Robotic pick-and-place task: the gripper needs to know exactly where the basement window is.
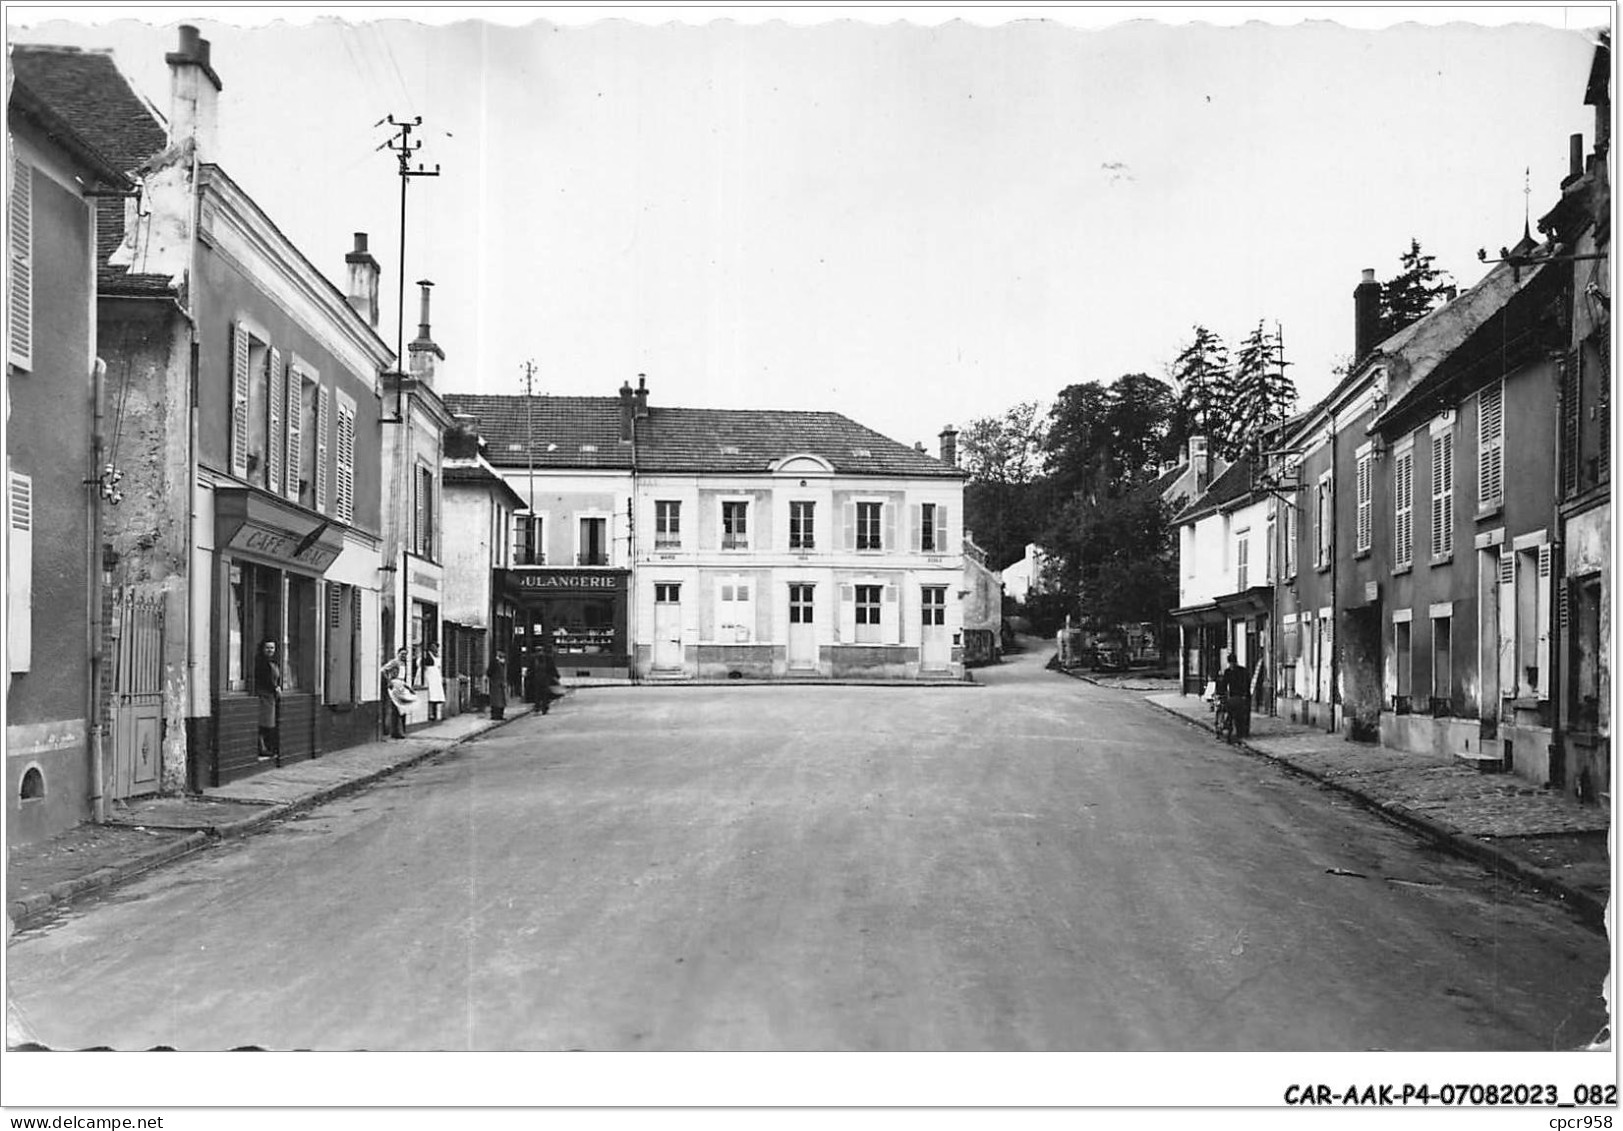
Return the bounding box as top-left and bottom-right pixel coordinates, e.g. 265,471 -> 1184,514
19,766 -> 43,801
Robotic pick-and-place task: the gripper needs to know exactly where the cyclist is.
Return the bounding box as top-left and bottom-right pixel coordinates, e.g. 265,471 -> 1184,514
1217,652 -> 1251,741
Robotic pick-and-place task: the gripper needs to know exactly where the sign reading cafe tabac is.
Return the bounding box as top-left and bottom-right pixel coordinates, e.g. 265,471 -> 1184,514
227,520 -> 340,571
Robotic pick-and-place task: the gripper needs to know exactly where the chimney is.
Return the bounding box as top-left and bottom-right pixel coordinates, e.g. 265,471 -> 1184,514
345,233 -> 381,329
939,425 -> 958,467
1569,133 -> 1586,183
406,280 -> 445,388
1188,434 -> 1212,494
634,373 -> 649,420
618,380 -> 634,443
445,413 -> 481,460
914,441 -> 926,452
165,24 -> 222,159
1354,267 -> 1382,364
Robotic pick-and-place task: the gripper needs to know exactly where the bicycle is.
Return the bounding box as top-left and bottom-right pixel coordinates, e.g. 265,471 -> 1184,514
1213,696 -> 1237,743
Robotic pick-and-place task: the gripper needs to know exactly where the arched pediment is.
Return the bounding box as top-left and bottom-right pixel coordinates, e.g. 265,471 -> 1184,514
769,452 -> 835,475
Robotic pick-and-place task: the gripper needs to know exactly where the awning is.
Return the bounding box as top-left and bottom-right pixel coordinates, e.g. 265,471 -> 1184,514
1170,602 -> 1226,627
215,488 -> 346,574
1214,585 -> 1273,620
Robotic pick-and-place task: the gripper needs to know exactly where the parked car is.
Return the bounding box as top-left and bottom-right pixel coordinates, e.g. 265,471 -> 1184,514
1093,647 -> 1128,673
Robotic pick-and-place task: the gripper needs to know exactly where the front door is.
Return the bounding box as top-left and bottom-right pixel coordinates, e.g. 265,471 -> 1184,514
921,585 -> 949,670
653,583 -> 683,669
787,583 -> 817,669
111,585 -> 164,799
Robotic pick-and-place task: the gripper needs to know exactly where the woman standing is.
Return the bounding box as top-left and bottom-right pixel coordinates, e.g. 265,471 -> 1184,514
255,639 -> 282,765
487,651 -> 507,721
423,644 -> 446,722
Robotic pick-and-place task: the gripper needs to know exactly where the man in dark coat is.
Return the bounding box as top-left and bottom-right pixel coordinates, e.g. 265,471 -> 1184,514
1219,652 -> 1251,739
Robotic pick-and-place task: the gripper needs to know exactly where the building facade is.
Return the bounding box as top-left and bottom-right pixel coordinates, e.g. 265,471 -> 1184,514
5,55 -> 136,844
445,380 -> 968,684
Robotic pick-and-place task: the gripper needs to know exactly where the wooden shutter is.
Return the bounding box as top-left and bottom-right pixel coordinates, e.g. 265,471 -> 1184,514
8,471 -> 32,672
882,503 -> 895,552
285,366 -> 303,502
414,465 -> 427,556
335,393 -> 356,523
1393,451 -> 1412,568
1431,430 -> 1453,557
843,501 -> 856,551
1535,544 -> 1552,700
1498,546 -> 1516,698
266,348 -> 284,495
1561,352 -> 1581,496
1478,383 -> 1504,508
1355,452 -> 1372,552
314,383 -> 330,512
910,504 -> 922,552
883,583 -> 899,644
937,504 -> 949,551
230,325 -> 250,478
838,583 -> 856,642
8,157 -> 32,370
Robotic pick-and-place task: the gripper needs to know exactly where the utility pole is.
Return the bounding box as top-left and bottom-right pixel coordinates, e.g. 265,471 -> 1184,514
521,359 -> 538,516
375,114 -> 440,417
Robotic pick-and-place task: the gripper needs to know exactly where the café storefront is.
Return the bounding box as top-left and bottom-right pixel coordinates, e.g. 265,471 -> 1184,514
209,488 -> 347,785
496,567 -> 630,693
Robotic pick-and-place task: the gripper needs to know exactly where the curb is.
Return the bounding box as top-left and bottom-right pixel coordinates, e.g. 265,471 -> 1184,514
1138,695 -> 1608,931
7,708 -> 538,934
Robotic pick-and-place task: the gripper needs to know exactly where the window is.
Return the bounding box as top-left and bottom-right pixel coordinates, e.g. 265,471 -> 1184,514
1478,382 -> 1504,511
1570,573 -> 1603,727
655,501 -> 681,549
513,513 -> 543,565
918,503 -> 948,553
1432,615 -> 1452,711
579,516 -> 608,566
325,583 -> 360,705
1514,544 -> 1552,700
789,583 -> 814,623
334,391 -> 356,523
228,560 -> 284,693
413,463 -> 435,559
790,501 -> 815,550
1355,450 -> 1373,554
285,575 -> 317,691
8,470 -> 31,671
1394,618 -> 1412,707
1265,512 -> 1276,583
722,500 -> 749,550
1393,448 -> 1414,570
1235,529 -> 1250,590
1314,473 -> 1332,569
411,601 -> 439,685
921,586 -> 946,626
1430,427 -> 1453,559
717,579 -> 753,641
295,371 -> 320,509
855,583 -> 882,642
9,157 -> 32,370
856,501 -> 883,550
1283,501 -> 1297,578
655,583 -> 680,604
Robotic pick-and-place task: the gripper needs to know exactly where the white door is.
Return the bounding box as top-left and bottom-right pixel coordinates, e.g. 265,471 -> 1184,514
788,584 -> 818,668
653,583 -> 683,669
921,585 -> 949,670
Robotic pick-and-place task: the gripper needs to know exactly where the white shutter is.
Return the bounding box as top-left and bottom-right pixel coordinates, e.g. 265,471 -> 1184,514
937,504 -> 949,551
1355,453 -> 1372,552
335,392 -> 356,523
8,471 -> 32,672
843,501 -> 856,551
883,583 -> 899,644
911,504 -> 922,552
9,157 -> 32,370
1535,544 -> 1552,700
1498,547 -> 1516,699
838,583 -> 856,642
1478,383 -> 1504,509
231,325 -> 250,478
266,348 -> 284,494
1431,430 -> 1453,557
883,503 -> 895,552
285,366 -> 303,501
1393,451 -> 1413,568
314,383 -> 330,512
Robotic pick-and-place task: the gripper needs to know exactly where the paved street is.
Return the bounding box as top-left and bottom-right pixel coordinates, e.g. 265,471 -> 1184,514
6,647 -> 1608,1052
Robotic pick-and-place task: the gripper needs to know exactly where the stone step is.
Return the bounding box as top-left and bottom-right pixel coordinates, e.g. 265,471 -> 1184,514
1455,745 -> 1506,773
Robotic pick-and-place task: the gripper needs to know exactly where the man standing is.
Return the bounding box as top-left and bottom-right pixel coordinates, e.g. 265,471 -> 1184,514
381,646 -> 412,739
1220,651 -> 1251,739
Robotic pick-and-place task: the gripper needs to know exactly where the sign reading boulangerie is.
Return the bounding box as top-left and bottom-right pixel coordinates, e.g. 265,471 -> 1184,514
502,569 -> 628,593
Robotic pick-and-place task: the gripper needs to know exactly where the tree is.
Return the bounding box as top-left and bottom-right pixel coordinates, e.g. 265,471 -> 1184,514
1169,326 -> 1231,457
1102,373 -> 1178,483
959,402 -> 1049,571
1227,321 -> 1297,459
1042,381 -> 1113,503
1379,238 -> 1455,341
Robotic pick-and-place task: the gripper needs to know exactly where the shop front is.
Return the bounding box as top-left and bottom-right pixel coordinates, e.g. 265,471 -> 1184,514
1171,601 -> 1225,696
210,489 -> 347,785
496,567 -> 630,693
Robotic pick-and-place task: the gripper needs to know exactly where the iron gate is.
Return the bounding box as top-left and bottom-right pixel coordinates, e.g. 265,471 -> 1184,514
111,584 -> 164,799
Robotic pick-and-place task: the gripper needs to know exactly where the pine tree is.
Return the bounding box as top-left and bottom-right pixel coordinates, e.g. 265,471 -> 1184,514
1379,238 -> 1455,341
1227,321 -> 1298,458
1170,325 -> 1231,455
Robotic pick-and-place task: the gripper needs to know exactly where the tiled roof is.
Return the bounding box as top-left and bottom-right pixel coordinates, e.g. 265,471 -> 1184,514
1173,457 -> 1257,525
10,44 -> 174,297
442,394 -> 964,479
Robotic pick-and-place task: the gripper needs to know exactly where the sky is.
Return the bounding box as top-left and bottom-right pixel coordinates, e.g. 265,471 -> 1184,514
6,6 -> 1608,455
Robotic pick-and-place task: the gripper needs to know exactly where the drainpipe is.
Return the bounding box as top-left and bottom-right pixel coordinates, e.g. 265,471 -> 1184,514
88,358 -> 108,823
1328,409 -> 1340,735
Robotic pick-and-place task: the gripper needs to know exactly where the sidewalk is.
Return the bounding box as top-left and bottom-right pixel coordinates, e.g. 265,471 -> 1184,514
6,706 -> 535,934
1062,665 -> 1610,927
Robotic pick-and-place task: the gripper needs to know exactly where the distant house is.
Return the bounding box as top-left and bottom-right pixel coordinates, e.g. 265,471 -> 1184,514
6,47 -> 136,844
959,536 -> 1003,666
445,380 -> 969,683
1001,543 -> 1046,605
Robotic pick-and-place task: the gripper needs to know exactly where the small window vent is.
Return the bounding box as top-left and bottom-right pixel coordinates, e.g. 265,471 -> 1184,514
506,443 -> 524,452
719,445 -> 741,456
850,447 -> 872,458
580,444 -> 598,453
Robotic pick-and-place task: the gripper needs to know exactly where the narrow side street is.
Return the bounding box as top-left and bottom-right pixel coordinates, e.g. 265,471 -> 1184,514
7,646 -> 1607,1052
